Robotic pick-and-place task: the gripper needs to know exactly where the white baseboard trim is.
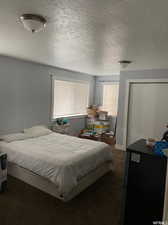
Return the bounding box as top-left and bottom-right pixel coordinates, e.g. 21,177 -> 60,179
115,144 -> 125,151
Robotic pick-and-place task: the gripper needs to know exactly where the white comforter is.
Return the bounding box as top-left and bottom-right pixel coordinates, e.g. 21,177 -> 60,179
0,133 -> 112,195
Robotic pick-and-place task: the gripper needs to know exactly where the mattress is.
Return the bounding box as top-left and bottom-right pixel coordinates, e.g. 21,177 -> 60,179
0,133 -> 112,196
8,161 -> 112,201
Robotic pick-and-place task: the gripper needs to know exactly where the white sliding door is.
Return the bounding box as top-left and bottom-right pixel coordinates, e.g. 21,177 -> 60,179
127,83 -> 168,146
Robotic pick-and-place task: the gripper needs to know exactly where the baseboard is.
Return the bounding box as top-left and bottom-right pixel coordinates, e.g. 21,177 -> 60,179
115,144 -> 125,150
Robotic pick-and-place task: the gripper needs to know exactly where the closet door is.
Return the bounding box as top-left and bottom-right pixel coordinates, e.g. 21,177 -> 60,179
127,83 -> 168,146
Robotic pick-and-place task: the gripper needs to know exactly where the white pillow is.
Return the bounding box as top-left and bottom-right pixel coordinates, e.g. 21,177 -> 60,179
0,133 -> 29,143
24,125 -> 52,138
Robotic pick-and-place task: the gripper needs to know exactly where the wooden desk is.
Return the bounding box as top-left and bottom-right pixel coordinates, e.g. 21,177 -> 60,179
79,133 -> 115,145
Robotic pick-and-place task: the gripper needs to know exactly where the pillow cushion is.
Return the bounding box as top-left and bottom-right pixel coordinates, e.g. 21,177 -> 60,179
24,125 -> 52,138
0,133 -> 29,143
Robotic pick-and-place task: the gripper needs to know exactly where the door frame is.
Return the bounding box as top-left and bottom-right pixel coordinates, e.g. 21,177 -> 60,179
123,79 -> 168,150
123,78 -> 168,223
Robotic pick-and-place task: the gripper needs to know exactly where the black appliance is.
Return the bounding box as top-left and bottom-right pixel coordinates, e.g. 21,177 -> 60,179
0,153 -> 7,192
122,139 -> 167,225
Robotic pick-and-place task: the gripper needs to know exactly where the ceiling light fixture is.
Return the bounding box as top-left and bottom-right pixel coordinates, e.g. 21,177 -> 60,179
119,60 -> 132,69
20,14 -> 47,33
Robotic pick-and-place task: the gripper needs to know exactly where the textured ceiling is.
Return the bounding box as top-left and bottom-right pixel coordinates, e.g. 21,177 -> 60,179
0,0 -> 168,75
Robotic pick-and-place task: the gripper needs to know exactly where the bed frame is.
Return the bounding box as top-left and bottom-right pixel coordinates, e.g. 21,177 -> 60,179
8,161 -> 112,201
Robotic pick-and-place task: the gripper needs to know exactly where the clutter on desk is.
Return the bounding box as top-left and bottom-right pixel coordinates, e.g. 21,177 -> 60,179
87,117 -> 96,130
148,124 -> 168,156
87,105 -> 98,117
98,111 -> 108,121
104,131 -> 114,137
80,129 -> 97,137
146,138 -> 156,147
86,105 -> 113,136
94,121 -> 110,134
154,141 -> 168,156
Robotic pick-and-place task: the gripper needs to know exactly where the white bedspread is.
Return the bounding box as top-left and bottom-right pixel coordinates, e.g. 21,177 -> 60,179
0,133 -> 112,195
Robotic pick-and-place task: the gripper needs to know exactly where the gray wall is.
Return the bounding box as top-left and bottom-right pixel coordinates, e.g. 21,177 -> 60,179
94,75 -> 120,131
116,69 -> 168,147
0,55 -> 95,135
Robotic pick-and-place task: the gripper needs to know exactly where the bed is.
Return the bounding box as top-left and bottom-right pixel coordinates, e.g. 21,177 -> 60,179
0,130 -> 113,201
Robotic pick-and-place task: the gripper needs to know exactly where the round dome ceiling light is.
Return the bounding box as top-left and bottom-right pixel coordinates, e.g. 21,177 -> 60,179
119,60 -> 132,69
20,14 -> 47,33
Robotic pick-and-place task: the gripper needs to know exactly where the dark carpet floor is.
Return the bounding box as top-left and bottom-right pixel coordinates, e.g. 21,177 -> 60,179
0,148 -> 125,225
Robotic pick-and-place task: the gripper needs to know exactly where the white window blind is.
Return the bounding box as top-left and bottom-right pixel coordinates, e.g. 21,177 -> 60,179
53,80 -> 89,118
102,83 -> 119,116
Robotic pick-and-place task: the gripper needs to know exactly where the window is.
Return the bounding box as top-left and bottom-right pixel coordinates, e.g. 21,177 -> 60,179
101,83 -> 119,116
53,80 -> 89,118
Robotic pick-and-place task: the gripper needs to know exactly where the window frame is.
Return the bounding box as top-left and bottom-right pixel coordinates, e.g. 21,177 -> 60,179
101,81 -> 119,117
51,76 -> 91,120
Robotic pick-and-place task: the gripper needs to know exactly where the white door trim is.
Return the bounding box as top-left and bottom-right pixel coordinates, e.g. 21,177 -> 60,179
123,78 -> 168,222
123,78 -> 168,150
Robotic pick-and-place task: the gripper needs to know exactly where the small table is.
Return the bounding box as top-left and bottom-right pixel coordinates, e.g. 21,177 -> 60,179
0,153 -> 7,192
79,133 -> 115,145
52,123 -> 70,135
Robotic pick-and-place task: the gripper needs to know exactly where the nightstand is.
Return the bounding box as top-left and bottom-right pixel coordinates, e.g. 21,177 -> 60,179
52,123 -> 70,135
0,153 -> 7,192
79,133 -> 115,145
101,134 -> 116,145
79,133 -> 101,142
